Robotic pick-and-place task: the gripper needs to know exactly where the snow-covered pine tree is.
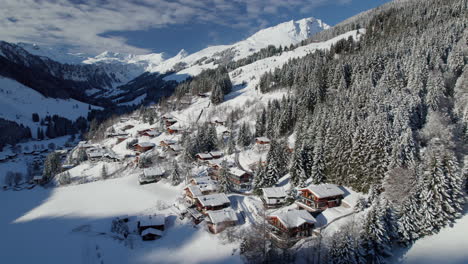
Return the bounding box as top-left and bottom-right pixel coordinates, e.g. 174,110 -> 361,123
397,189 -> 422,246
218,160 -> 230,193
43,152 -> 62,181
327,229 -> 362,264
289,146 -> 305,187
171,161 -> 182,186
254,109 -> 267,137
359,201 -> 392,264
101,164 -> 109,179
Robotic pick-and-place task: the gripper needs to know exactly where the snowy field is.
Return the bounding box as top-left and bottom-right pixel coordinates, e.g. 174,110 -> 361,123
0,175 -> 242,264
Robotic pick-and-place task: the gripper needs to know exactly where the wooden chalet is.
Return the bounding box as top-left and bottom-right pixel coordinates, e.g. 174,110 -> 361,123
209,151 -> 223,159
206,208 -> 238,234
165,118 -> 178,127
137,129 -> 152,136
139,167 -> 165,184
195,193 -> 230,213
255,137 -> 271,145
196,153 -> 213,162
227,168 -> 252,192
184,183 -> 218,204
167,124 -> 186,134
262,186 -> 288,208
134,142 -> 156,152
159,139 -> 178,147
268,209 -> 316,248
137,215 -> 165,241
141,130 -> 160,137
121,124 -> 134,131
296,184 -> 344,212
116,136 -> 128,144
166,144 -> 183,155
32,174 -> 45,185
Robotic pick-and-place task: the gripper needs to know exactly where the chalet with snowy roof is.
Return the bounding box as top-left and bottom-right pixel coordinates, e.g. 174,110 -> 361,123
268,209 -> 316,248
296,184 -> 344,212
165,118 -> 178,128
195,193 -> 231,213
141,130 -> 160,138
32,174 -> 45,184
166,144 -> 183,155
121,124 -> 134,131
106,132 -> 128,138
86,148 -> 106,161
184,183 -> 218,204
206,208 -> 238,234
209,151 -> 223,159
159,139 -> 177,147
255,137 -> 271,145
227,168 -> 252,192
137,129 -> 152,136
116,135 -> 128,144
190,176 -> 218,186
139,167 -> 165,184
262,187 -> 288,208
167,123 -> 187,134
78,141 -> 93,149
196,153 -> 213,162
210,118 -> 225,126
134,142 -> 155,153
137,215 -> 165,240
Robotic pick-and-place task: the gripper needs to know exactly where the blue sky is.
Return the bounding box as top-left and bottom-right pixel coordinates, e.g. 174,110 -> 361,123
0,0 -> 391,56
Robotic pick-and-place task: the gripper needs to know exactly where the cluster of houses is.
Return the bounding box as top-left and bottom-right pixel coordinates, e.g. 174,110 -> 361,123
261,183 -> 346,248
78,141 -> 120,162
183,173 -> 239,233
195,151 -> 253,192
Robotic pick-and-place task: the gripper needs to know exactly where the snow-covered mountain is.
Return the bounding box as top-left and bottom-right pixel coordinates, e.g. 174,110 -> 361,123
83,17 -> 329,76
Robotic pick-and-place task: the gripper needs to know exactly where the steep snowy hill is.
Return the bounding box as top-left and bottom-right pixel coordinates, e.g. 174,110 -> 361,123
0,76 -> 101,135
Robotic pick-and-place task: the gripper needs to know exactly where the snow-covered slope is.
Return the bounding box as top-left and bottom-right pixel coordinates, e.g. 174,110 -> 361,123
396,208 -> 468,264
79,17 -> 329,77
0,77 -> 100,130
16,42 -> 91,64
152,17 -> 329,75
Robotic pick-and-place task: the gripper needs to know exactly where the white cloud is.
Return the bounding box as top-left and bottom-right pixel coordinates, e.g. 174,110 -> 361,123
0,0 -> 349,54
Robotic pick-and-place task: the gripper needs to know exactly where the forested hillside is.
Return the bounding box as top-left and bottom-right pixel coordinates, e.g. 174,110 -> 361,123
251,0 -> 467,261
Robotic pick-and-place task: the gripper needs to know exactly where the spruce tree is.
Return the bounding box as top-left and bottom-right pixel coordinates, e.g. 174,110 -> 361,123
171,161 -> 182,186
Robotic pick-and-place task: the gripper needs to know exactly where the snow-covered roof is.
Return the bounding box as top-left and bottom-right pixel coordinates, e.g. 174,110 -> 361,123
136,142 -> 155,148
144,130 -> 160,136
139,215 -> 165,227
198,193 -> 230,207
255,137 -> 270,142
209,151 -> 223,157
187,185 -> 203,197
169,144 -> 183,152
199,183 -> 218,193
262,186 -> 287,198
160,139 -> 177,145
192,176 -> 217,185
207,208 -> 238,224
143,167 -> 165,177
229,168 -> 247,177
169,123 -> 187,130
196,153 -> 212,159
141,228 -> 163,237
270,209 -> 316,229
300,183 -> 345,199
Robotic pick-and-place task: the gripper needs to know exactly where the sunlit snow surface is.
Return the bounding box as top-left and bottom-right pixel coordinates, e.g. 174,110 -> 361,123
0,176 -> 241,264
